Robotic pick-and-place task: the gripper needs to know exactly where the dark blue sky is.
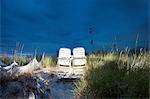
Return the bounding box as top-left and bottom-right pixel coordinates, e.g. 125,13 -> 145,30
1,0 -> 149,54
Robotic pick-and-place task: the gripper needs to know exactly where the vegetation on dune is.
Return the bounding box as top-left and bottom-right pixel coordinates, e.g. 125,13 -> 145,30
42,55 -> 57,68
15,55 -> 32,65
1,49 -> 150,98
75,52 -> 150,99
0,55 -> 32,66
0,54 -> 57,68
0,55 -> 12,65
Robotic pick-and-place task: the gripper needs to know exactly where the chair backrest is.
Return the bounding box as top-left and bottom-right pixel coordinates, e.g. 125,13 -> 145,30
73,47 -> 85,58
58,48 -> 71,58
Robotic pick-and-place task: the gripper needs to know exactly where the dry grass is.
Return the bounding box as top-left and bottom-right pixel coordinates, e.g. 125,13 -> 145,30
41,55 -> 57,68
0,54 -> 32,65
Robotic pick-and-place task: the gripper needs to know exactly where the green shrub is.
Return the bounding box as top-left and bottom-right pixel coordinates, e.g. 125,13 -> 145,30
75,52 -> 150,98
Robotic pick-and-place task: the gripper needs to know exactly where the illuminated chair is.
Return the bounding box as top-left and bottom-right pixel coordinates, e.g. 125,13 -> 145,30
72,47 -> 86,75
72,47 -> 86,66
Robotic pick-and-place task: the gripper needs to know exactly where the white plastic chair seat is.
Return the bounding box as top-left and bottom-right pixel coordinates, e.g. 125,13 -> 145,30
58,57 -> 71,66
72,58 -> 86,66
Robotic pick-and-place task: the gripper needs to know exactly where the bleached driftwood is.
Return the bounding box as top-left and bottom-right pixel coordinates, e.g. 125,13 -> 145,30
17,53 -> 45,75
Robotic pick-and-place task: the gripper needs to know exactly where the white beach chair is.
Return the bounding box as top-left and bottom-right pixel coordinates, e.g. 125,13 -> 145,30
57,48 -> 72,74
72,47 -> 86,75
57,48 -> 72,66
72,47 -> 86,66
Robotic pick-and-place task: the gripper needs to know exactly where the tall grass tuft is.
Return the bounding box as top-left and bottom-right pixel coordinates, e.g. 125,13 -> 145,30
42,56 -> 57,68
0,55 -> 13,65
15,55 -> 32,65
75,52 -> 150,98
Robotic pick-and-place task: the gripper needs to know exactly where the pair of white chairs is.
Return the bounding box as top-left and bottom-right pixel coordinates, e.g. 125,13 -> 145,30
57,47 -> 86,67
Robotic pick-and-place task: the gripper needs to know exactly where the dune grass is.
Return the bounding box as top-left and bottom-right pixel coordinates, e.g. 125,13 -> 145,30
75,51 -> 150,98
42,55 -> 57,68
0,54 -> 32,66
0,54 -> 57,68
